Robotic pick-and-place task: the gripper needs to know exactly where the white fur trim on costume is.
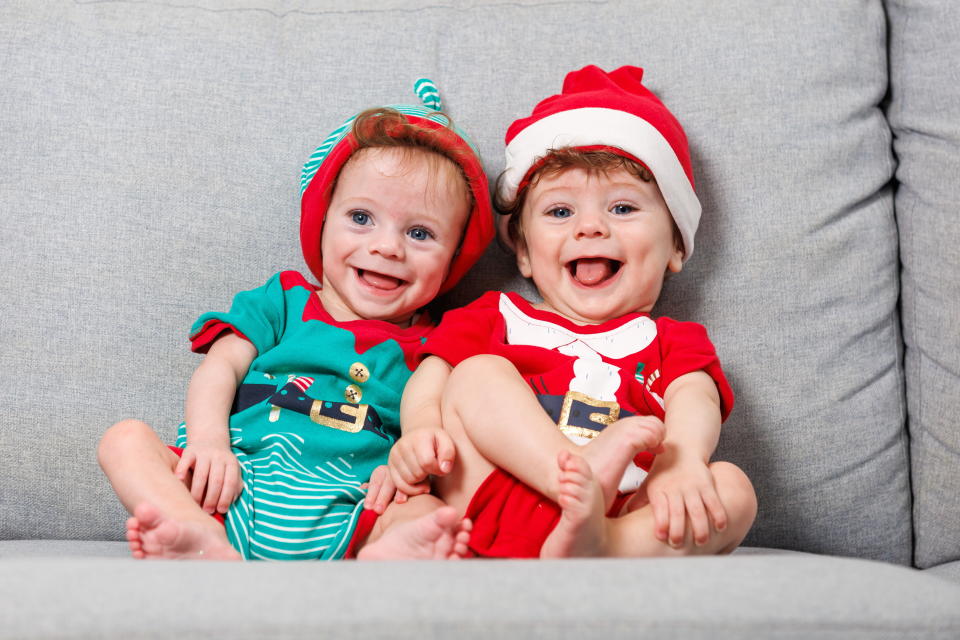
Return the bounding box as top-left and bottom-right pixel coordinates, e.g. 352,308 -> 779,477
499,293 -> 658,358
502,107 -> 701,260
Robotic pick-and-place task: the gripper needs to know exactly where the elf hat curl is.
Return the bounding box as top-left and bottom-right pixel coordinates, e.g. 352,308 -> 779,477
500,65 -> 701,260
300,79 -> 494,294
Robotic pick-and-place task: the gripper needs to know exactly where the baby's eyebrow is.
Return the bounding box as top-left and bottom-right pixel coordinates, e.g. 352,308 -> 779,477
528,185 -> 576,201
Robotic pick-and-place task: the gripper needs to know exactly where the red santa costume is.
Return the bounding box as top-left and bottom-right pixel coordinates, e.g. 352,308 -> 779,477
422,290 -> 733,558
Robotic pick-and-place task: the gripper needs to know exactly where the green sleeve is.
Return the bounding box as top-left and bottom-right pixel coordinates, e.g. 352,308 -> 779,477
189,272 -> 288,356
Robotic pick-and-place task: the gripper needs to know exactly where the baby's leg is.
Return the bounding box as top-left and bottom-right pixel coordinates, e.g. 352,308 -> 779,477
98,419 -> 236,560
605,462 -> 757,557
357,494 -> 471,560
540,451 -> 607,558
442,355 -> 660,507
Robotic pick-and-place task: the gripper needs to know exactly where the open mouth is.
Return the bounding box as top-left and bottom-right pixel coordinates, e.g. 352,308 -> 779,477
568,258 -> 622,287
357,268 -> 406,291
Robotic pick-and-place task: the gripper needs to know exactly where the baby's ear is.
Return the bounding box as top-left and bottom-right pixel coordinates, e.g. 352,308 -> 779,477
516,245 -> 533,278
667,247 -> 684,274
495,213 -> 516,251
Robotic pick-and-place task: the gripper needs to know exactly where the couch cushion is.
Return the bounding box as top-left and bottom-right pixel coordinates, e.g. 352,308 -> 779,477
926,560 -> 960,587
886,0 -> 960,569
1,554 -> 958,639
0,0 -> 911,563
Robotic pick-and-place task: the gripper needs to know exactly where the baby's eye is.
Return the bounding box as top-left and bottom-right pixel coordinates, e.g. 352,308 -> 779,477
407,226 -> 434,241
547,207 -> 572,219
351,211 -> 371,225
612,203 -> 636,215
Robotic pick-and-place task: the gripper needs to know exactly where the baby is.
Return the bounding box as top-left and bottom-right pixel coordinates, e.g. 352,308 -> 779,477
388,65 -> 757,558
97,80 -> 493,561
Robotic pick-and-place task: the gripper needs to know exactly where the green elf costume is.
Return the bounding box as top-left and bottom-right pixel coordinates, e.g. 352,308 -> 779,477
173,80 -> 493,560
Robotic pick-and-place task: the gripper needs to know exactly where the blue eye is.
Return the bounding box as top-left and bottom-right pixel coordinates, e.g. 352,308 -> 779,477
548,207 -> 572,219
612,203 -> 636,215
351,211 -> 370,225
408,226 -> 434,241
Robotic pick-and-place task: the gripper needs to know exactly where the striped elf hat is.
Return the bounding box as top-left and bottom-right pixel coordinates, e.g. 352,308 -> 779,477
300,79 -> 494,294
500,65 -> 701,260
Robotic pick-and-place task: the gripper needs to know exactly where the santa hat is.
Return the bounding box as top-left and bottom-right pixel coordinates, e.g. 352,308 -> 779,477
300,79 -> 494,294
500,65 -> 701,260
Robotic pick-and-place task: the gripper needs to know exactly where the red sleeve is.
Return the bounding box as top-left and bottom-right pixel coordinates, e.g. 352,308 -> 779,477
418,291 -> 504,366
189,320 -> 253,354
656,318 -> 735,422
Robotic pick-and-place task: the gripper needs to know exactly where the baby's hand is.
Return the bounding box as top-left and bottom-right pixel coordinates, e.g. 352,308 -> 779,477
387,426 -> 455,502
362,465 -> 397,515
641,452 -> 727,548
175,441 -> 242,515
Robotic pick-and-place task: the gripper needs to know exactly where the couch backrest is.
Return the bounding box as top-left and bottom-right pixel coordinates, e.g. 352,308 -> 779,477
1,0 -> 957,567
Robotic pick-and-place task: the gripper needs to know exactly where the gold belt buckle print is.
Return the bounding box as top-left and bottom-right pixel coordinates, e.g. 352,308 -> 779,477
309,400 -> 369,433
557,390 -> 620,440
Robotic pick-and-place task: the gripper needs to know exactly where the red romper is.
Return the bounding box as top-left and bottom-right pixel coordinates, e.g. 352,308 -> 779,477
421,291 -> 734,558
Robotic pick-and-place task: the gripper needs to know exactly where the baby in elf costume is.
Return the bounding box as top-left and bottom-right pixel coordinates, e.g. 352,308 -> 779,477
387,66 -> 757,558
97,80 -> 494,561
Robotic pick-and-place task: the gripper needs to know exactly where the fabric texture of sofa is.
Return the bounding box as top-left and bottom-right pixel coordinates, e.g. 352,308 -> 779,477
1,0 -> 959,637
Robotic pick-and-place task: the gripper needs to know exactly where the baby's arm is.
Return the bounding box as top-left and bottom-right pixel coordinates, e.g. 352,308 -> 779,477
388,355 -> 457,499
178,332 -> 257,514
641,370 -> 726,547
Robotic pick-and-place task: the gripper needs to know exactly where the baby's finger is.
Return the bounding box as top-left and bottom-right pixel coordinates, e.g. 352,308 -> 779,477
372,478 -> 396,514
364,466 -> 387,509
649,491 -> 670,542
218,466 -> 240,514
396,444 -> 427,483
389,462 -> 423,497
202,464 -> 225,513
684,491 -> 711,546
367,467 -> 395,514
701,486 -> 728,533
391,455 -> 420,487
667,492 -> 687,547
434,431 -> 456,475
414,434 -> 441,475
174,450 -> 194,480
190,457 -> 210,504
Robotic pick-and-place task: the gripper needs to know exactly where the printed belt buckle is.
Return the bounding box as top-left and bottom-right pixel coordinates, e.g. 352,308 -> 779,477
310,401 -> 370,433
557,390 -> 620,440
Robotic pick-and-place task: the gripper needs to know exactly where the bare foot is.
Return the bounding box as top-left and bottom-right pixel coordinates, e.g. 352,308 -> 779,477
126,503 -> 240,560
357,506 -> 473,560
541,451 -> 607,558
580,416 -> 664,510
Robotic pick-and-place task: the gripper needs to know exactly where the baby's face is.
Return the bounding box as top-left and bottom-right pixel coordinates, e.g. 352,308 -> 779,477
319,147 -> 470,325
516,166 -> 683,325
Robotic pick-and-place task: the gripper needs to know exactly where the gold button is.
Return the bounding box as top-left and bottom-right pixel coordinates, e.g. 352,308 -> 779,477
345,384 -> 362,403
349,362 -> 370,383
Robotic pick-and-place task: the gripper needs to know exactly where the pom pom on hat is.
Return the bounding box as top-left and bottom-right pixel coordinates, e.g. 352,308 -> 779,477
500,65 -> 701,260
299,79 -> 494,294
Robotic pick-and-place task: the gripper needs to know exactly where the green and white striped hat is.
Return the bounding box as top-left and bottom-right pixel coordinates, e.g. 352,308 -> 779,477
300,79 -> 493,295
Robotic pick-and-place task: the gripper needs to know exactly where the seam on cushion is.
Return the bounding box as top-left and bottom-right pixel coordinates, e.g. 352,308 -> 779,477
889,292 -> 913,565
887,0 -> 921,558
899,190 -> 923,565
885,2 -> 922,551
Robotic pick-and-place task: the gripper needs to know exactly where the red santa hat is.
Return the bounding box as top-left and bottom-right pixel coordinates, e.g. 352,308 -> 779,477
500,65 -> 701,260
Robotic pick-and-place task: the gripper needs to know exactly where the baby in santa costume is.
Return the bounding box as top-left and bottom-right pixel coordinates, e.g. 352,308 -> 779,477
97,80 -> 494,561
387,65 -> 757,558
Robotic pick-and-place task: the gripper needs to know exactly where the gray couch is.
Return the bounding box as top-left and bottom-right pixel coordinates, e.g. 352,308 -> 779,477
2,1 -> 959,638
